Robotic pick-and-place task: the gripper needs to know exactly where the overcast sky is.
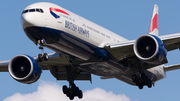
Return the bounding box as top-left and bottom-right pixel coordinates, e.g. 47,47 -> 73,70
1,0 -> 180,101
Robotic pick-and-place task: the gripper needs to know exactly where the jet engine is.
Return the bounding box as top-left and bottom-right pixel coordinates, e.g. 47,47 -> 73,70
8,54 -> 42,84
133,34 -> 167,64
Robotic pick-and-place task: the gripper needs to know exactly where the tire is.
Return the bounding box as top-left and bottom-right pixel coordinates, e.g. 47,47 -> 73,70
69,94 -> 74,100
75,87 -> 79,93
138,84 -> 143,89
43,53 -> 48,61
38,54 -> 43,62
148,84 -> 152,88
63,85 -> 68,94
66,92 -> 70,97
147,80 -> 152,88
78,90 -> 83,99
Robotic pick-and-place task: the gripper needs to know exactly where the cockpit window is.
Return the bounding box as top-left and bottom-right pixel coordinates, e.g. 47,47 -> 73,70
40,9 -> 44,13
36,9 -> 40,12
29,9 -> 35,12
22,8 -> 44,14
22,10 -> 28,14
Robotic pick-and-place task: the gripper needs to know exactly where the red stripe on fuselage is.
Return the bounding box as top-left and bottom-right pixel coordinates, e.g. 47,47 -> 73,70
49,7 -> 69,15
149,14 -> 158,33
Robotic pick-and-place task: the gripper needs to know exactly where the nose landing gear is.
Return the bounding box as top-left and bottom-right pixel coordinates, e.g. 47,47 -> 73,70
38,46 -> 48,62
37,39 -> 48,62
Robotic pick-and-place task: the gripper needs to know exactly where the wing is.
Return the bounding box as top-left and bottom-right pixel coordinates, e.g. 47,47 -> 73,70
164,64 -> 180,72
105,33 -> 180,61
0,60 -> 9,71
0,53 -> 91,81
159,33 -> 180,51
104,32 -> 180,72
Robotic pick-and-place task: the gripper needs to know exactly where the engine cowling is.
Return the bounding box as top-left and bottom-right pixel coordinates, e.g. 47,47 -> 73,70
133,34 -> 167,64
8,54 -> 42,84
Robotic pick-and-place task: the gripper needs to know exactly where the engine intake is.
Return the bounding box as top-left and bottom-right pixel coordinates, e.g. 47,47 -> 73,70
8,54 -> 42,84
134,34 -> 167,64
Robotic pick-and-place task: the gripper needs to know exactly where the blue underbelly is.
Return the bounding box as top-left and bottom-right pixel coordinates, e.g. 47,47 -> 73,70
24,26 -> 98,60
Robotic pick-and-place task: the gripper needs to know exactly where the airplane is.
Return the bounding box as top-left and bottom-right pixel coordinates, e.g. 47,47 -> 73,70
1,2 -> 180,100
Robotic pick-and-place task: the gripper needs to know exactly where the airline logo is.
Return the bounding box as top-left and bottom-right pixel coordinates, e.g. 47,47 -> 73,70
149,4 -> 158,36
49,7 -> 69,18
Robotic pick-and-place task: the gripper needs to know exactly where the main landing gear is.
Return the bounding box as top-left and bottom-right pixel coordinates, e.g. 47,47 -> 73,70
63,81 -> 83,100
131,60 -> 152,89
62,66 -> 83,100
132,73 -> 152,89
37,39 -> 48,62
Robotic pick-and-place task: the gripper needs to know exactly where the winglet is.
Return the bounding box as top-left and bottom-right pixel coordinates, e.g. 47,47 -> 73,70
149,4 -> 159,36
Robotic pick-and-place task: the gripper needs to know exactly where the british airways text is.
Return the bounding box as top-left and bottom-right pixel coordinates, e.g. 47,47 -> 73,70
65,20 -> 89,38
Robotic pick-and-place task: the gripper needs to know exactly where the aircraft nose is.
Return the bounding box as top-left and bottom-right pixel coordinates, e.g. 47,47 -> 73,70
21,13 -> 36,29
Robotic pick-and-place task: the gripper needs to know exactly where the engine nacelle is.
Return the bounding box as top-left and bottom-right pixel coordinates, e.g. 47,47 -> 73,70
8,54 -> 42,84
133,34 -> 167,64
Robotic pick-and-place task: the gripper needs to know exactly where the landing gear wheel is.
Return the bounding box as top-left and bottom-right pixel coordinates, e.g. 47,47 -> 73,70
62,83 -> 83,100
38,39 -> 48,62
69,94 -> 74,100
138,84 -> 143,89
43,53 -> 48,61
78,90 -> 83,99
147,80 -> 152,88
63,85 -> 68,94
38,54 -> 43,62
76,86 -> 79,91
66,92 -> 70,97
148,84 -> 152,88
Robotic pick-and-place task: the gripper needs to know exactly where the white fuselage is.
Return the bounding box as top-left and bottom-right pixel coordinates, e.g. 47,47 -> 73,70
22,2 -> 128,47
